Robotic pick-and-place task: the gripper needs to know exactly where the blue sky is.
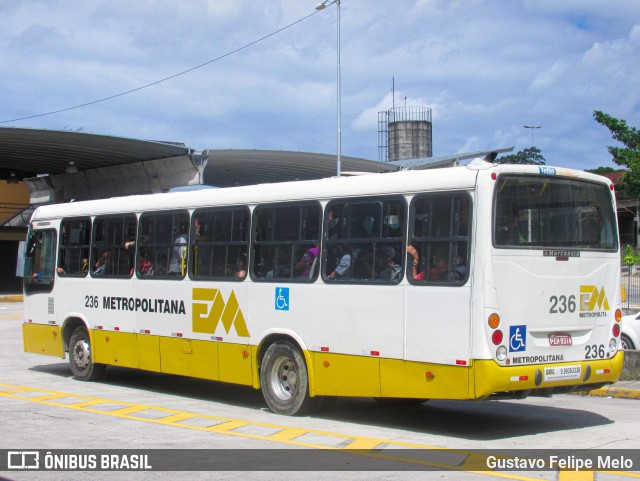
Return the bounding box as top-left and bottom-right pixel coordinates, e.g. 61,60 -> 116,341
1,0 -> 639,171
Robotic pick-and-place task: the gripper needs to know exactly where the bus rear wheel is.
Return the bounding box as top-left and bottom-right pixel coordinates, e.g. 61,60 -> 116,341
260,341 -> 313,416
68,327 -> 105,381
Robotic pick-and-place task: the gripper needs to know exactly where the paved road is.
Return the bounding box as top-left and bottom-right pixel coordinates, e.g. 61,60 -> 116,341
1,301 -> 639,481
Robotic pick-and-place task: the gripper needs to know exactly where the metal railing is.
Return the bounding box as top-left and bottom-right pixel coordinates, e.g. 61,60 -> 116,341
623,264 -> 640,310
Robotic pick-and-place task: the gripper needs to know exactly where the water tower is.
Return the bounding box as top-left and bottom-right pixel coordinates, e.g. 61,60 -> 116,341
378,106 -> 432,162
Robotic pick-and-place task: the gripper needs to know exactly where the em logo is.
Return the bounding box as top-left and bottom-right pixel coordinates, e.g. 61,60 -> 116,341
580,285 -> 609,312
192,288 -> 250,337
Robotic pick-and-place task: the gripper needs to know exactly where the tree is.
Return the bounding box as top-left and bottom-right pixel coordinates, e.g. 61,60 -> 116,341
585,166 -> 616,175
593,110 -> 640,197
495,147 -> 546,165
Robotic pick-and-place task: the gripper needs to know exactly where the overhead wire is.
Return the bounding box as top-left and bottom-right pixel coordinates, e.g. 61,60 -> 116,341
0,7 -> 328,124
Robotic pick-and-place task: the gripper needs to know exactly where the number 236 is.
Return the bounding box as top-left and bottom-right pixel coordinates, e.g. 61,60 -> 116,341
549,295 -> 576,314
84,295 -> 99,308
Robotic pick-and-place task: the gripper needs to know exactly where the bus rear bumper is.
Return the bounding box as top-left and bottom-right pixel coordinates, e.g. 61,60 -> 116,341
473,351 -> 624,399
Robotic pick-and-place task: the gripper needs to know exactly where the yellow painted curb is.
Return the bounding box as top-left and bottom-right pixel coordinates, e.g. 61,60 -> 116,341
0,295 -> 23,303
586,387 -> 640,400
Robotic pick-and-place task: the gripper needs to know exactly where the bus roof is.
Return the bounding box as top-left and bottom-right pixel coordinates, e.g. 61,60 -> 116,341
29,161 -> 610,221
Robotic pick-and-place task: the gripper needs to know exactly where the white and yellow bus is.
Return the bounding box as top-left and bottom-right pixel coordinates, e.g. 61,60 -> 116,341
22,158 -> 624,415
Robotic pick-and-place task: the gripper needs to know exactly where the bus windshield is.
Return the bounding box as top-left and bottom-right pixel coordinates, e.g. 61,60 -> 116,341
494,175 -> 617,251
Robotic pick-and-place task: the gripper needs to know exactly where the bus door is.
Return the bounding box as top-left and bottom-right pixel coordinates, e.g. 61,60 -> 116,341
23,227 -> 64,357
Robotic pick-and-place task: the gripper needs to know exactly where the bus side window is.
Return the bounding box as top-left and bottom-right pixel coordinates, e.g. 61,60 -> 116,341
191,207 -> 250,280
24,229 -> 57,294
251,202 -> 321,282
409,193 -> 471,286
58,217 -> 91,277
91,215 -> 137,278
323,197 -> 406,284
138,210 -> 189,279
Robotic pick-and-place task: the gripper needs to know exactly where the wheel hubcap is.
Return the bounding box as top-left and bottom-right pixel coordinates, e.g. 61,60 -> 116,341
269,355 -> 298,401
73,339 -> 91,369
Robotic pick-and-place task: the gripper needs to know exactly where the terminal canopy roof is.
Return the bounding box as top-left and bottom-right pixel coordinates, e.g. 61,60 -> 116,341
0,126 -> 513,189
0,127 -> 191,182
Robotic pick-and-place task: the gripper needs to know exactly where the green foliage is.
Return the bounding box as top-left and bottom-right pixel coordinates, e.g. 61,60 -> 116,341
585,166 -> 616,175
623,245 -> 640,266
495,147 -> 546,165
593,110 -> 640,197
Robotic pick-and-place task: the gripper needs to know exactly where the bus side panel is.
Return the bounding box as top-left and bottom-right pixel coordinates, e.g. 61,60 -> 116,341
405,285 -> 472,364
380,359 -> 470,399
159,337 -> 220,381
23,323 -> 64,358
137,335 -> 161,372
311,352 -> 380,397
218,342 -> 252,385
92,330 -> 138,368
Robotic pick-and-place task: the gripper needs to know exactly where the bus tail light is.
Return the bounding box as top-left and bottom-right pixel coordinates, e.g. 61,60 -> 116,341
496,346 -> 507,361
612,323 -> 620,337
492,330 -> 503,345
488,313 -> 500,329
612,309 -> 622,339
609,339 -> 618,352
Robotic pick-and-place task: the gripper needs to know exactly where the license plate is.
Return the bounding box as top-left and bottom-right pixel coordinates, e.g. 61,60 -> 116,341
549,333 -> 572,346
544,365 -> 581,382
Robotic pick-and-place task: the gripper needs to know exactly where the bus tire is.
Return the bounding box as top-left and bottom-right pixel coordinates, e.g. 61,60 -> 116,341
68,327 -> 105,381
260,340 -> 313,416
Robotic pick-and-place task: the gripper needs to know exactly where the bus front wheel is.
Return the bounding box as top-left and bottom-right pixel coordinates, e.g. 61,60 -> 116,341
68,327 -> 105,381
260,341 -> 313,416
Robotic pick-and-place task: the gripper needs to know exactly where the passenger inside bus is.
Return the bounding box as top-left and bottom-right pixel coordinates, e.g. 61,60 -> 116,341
378,249 -> 402,281
407,245 -> 449,281
328,244 -> 351,279
138,251 -> 154,277
169,225 -> 188,276
295,244 -> 318,278
236,253 -> 247,279
93,250 -> 109,276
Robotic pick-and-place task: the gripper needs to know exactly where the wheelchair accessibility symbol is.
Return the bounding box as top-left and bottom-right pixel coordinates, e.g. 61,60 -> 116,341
275,287 -> 289,311
509,325 -> 527,352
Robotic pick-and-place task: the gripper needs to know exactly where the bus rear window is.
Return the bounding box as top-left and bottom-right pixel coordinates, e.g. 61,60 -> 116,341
494,175 -> 617,250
